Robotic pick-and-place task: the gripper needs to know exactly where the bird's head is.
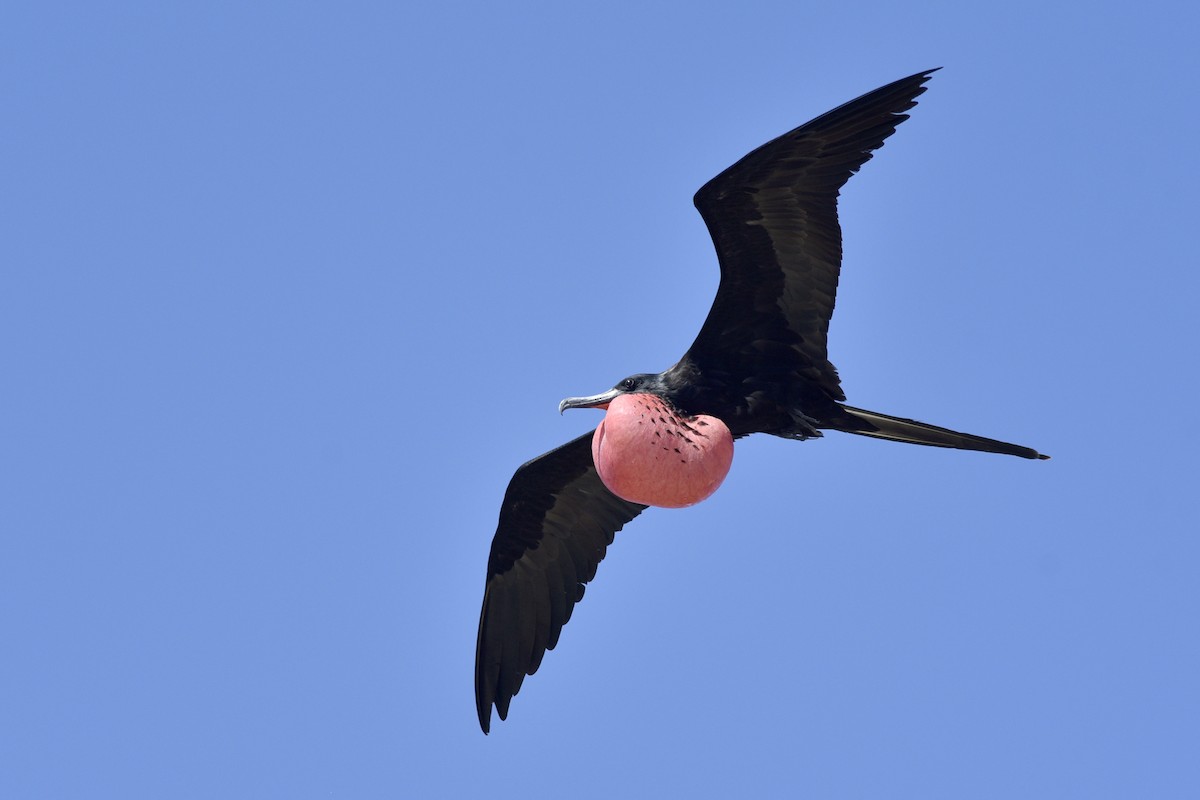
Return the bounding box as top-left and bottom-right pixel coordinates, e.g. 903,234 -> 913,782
558,373 -> 668,414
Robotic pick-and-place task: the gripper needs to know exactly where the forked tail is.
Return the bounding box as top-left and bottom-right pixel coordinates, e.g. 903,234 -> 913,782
834,405 -> 1049,460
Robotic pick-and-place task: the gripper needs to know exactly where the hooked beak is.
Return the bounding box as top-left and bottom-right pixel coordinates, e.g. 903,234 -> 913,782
558,388 -> 620,415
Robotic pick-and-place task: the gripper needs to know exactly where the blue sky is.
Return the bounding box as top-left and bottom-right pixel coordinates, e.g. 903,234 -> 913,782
3,1 -> 1198,797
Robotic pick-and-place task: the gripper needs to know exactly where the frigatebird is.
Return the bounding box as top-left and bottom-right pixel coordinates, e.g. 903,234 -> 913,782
475,68 -> 1047,733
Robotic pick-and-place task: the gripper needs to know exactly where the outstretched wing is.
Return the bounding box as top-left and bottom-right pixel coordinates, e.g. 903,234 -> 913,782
682,69 -> 938,401
475,431 -> 646,733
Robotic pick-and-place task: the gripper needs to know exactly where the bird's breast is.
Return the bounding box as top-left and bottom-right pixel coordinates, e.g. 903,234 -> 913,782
591,393 -> 734,508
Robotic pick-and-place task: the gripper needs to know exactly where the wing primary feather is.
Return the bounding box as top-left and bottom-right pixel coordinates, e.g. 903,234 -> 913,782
475,432 -> 645,733
681,69 -> 940,403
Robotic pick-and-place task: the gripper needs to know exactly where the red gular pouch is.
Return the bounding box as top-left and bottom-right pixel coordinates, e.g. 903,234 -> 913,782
592,393 -> 734,508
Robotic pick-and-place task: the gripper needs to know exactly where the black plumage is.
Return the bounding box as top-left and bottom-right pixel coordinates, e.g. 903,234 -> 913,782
475,69 -> 1047,733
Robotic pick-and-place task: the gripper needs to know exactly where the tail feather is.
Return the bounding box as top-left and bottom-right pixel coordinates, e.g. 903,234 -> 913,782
834,405 -> 1049,460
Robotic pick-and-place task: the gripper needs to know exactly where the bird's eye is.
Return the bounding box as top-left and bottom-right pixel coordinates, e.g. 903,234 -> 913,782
621,378 -> 636,390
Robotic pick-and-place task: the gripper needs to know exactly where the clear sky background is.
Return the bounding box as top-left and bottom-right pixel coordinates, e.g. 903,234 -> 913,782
4,1 -> 1198,797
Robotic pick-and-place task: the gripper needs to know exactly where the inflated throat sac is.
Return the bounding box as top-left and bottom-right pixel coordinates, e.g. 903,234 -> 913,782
592,393 -> 733,508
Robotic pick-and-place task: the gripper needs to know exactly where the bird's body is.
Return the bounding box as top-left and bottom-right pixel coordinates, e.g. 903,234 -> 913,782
475,69 -> 1047,733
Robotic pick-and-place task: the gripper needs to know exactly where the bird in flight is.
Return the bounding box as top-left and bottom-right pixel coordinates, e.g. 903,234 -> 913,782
474,68 -> 1047,733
